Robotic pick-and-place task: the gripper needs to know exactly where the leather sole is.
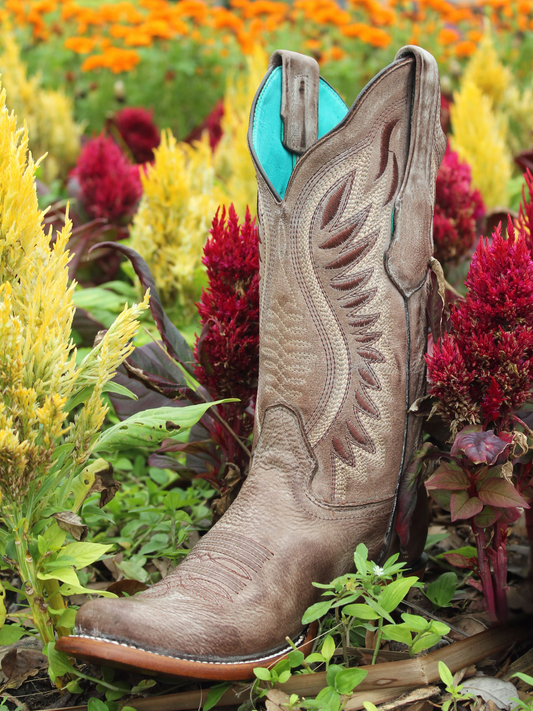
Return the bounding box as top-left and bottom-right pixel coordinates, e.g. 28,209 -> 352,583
55,621 -> 318,681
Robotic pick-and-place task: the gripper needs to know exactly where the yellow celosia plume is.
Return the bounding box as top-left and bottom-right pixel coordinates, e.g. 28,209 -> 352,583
0,86 -> 148,500
215,45 -> 268,217
130,130 -> 225,320
0,30 -> 82,184
450,79 -> 512,210
462,25 -> 511,109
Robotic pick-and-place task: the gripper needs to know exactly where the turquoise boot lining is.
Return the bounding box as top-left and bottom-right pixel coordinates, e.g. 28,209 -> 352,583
252,66 -> 349,199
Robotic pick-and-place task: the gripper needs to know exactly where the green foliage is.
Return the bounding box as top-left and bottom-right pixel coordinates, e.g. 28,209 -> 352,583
303,544 -> 438,665
424,572 -> 458,609
510,673 -> 533,710
438,661 -> 476,711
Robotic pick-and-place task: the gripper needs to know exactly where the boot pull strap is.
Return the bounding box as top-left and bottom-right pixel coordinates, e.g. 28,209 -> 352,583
269,50 -> 319,156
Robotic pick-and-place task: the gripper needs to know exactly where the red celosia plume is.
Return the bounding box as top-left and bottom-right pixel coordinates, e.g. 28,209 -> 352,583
73,133 -> 142,224
113,107 -> 161,164
184,100 -> 224,152
194,204 -> 259,432
427,222 -> 533,431
433,144 -> 485,264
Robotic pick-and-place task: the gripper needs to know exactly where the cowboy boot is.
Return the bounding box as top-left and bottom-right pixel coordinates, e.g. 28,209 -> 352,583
57,45 -> 446,681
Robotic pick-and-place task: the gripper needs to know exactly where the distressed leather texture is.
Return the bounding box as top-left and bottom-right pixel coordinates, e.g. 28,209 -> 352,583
270,49 -> 320,154
74,46 -> 446,663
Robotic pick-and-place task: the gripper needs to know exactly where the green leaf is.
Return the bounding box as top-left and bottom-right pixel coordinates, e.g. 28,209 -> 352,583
411,632 -> 441,654
278,670 -> 292,684
104,381 -> 138,400
450,491 -> 483,521
326,665 -> 343,689
512,672 -> 533,686
38,567 -> 82,587
61,542 -> 113,569
478,477 -> 529,509
288,650 -> 305,668
424,532 -> 449,550
400,614 -> 429,632
425,572 -> 457,609
334,668 -> 367,695
363,704 -> 379,711
429,620 -> 450,636
57,608 -> 77,630
88,700 -> 110,711
58,582 -> 117,598
381,624 -> 412,645
253,667 -> 271,681
0,624 -> 26,644
365,598 -> 394,624
204,683 -> 232,711
321,635 -> 336,664
94,400 -> 237,452
342,603 -> 380,620
439,661 -> 454,687
44,641 -> 77,683
302,600 -> 332,624
315,686 -> 341,711
379,577 -> 418,613
353,543 -> 368,575
305,653 -> 326,664
272,659 -> 291,676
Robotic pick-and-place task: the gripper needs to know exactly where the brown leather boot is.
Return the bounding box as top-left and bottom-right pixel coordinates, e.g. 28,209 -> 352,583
57,46 -> 446,681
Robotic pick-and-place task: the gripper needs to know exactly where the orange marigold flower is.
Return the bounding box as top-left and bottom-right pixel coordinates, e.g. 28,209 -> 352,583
110,23 -> 130,37
81,46 -> 140,73
438,27 -> 459,45
518,0 -> 532,13
125,30 -> 152,46
142,18 -> 175,37
61,1 -> 81,20
212,8 -> 244,31
467,29 -> 483,42
33,0 -> 57,13
174,0 -> 208,22
244,0 -> 287,17
454,40 -> 477,57
65,35 -> 97,53
305,38 -> 321,49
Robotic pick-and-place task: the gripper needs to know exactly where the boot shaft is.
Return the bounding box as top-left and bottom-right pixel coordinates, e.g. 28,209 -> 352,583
248,47 -> 446,512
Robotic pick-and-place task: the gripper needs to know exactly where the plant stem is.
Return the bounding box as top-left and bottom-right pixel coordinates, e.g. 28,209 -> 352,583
472,522 -> 496,620
371,617 -> 384,665
489,520 -> 508,623
14,533 -> 55,646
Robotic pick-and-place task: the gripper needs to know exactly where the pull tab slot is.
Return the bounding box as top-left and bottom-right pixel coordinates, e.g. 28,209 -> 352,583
269,50 -> 319,156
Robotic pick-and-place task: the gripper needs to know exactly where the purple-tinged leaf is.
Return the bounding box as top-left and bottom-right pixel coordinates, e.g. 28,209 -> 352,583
450,491 -> 483,521
499,507 -> 522,524
110,369 -> 183,420
478,478 -> 530,509
473,505 -> 502,528
451,427 -> 509,465
89,242 -> 195,373
72,307 -> 106,346
429,488 -> 451,511
442,552 -> 477,569
395,442 -> 438,547
425,462 -> 469,491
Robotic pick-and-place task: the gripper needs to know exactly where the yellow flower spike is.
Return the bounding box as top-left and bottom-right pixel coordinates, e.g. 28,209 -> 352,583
463,23 -> 512,108
450,79 -> 512,210
130,131 -> 225,320
215,44 -> 268,217
0,30 -> 82,183
0,81 -> 149,501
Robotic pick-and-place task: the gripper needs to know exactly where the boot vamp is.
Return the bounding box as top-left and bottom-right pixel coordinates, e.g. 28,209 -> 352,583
75,405 -> 393,659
